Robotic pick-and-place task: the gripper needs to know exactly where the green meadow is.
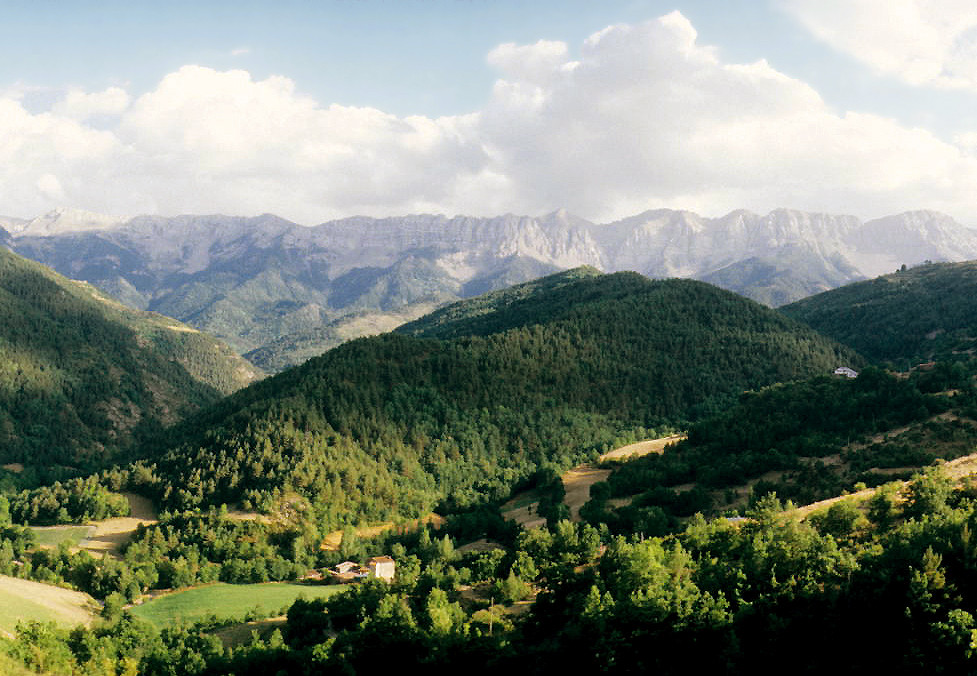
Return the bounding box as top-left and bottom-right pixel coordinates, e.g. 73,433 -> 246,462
130,582 -> 350,628
0,575 -> 96,634
29,526 -> 94,548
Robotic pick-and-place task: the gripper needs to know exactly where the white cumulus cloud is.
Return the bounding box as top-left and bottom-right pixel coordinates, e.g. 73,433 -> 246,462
779,0 -> 977,90
475,11 -> 977,221
53,86 -> 131,120
4,11 -> 977,225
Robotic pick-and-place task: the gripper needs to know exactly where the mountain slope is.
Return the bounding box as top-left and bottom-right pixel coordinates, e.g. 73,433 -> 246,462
146,270 -> 859,525
0,248 -> 261,469
395,265 -> 604,339
780,260 -> 977,366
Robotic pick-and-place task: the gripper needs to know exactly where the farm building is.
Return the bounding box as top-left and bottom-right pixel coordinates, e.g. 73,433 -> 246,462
367,556 -> 396,582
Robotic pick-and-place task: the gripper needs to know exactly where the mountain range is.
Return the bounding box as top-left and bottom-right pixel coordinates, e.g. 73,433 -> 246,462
7,206 -> 977,370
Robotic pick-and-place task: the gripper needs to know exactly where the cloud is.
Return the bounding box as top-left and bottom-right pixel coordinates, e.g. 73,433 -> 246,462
476,11 -> 977,221
111,65 -> 491,221
53,86 -> 131,120
4,11 -> 977,225
779,0 -> 977,90
0,97 -> 128,217
230,47 -> 251,57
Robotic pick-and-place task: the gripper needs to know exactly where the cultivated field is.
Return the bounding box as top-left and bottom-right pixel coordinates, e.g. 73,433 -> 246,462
0,575 -> 96,636
130,582 -> 349,628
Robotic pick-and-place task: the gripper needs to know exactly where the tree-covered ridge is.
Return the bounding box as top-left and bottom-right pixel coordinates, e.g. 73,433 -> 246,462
144,271 -> 859,526
780,260 -> 977,367
585,366 -> 964,534
395,265 -> 603,339
0,248 -> 261,469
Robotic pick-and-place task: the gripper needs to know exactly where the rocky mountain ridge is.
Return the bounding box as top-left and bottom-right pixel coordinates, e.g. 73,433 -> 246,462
7,206 -> 977,369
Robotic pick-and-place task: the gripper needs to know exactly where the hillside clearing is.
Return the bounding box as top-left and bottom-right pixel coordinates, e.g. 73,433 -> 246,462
791,450 -> 977,521
503,435 -> 684,528
599,434 -> 685,462
130,582 -> 349,628
0,575 -> 97,636
30,526 -> 94,549
320,514 -> 445,551
212,616 -> 288,648
82,493 -> 158,557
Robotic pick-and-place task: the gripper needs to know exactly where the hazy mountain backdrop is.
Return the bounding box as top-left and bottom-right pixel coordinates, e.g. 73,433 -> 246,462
8,206 -> 977,370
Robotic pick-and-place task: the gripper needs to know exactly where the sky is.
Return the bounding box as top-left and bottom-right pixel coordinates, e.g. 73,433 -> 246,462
4,0 -> 977,226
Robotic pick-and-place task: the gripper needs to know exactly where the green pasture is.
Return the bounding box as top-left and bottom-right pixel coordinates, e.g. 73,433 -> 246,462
130,582 -> 350,628
0,590 -> 65,633
29,526 -> 94,548
0,576 -> 96,634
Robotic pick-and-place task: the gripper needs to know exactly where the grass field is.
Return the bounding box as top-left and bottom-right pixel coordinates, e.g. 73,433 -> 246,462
30,526 -> 94,548
0,575 -> 96,636
130,582 -> 350,628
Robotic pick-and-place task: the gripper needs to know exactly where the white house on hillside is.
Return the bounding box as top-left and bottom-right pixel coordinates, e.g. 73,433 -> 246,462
367,555 -> 396,582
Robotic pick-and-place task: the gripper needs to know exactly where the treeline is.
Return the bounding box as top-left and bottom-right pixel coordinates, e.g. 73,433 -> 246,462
7,476 -> 129,525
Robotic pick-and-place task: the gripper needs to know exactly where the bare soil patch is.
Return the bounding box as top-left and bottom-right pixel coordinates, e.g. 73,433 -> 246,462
599,434 -> 685,462
501,499 -> 546,530
83,493 -> 158,557
563,466 -> 611,521
1,463 -> 24,473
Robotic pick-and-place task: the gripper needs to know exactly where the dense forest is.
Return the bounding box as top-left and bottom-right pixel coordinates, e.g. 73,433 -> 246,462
0,249 -> 261,470
781,260 -> 977,367
126,270 -> 859,528
581,363 -> 977,534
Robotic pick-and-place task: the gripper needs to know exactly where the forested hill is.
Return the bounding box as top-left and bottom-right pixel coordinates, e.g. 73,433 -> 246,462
780,260 -> 977,366
0,248 -> 261,470
395,265 -> 603,339
148,270 -> 860,526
